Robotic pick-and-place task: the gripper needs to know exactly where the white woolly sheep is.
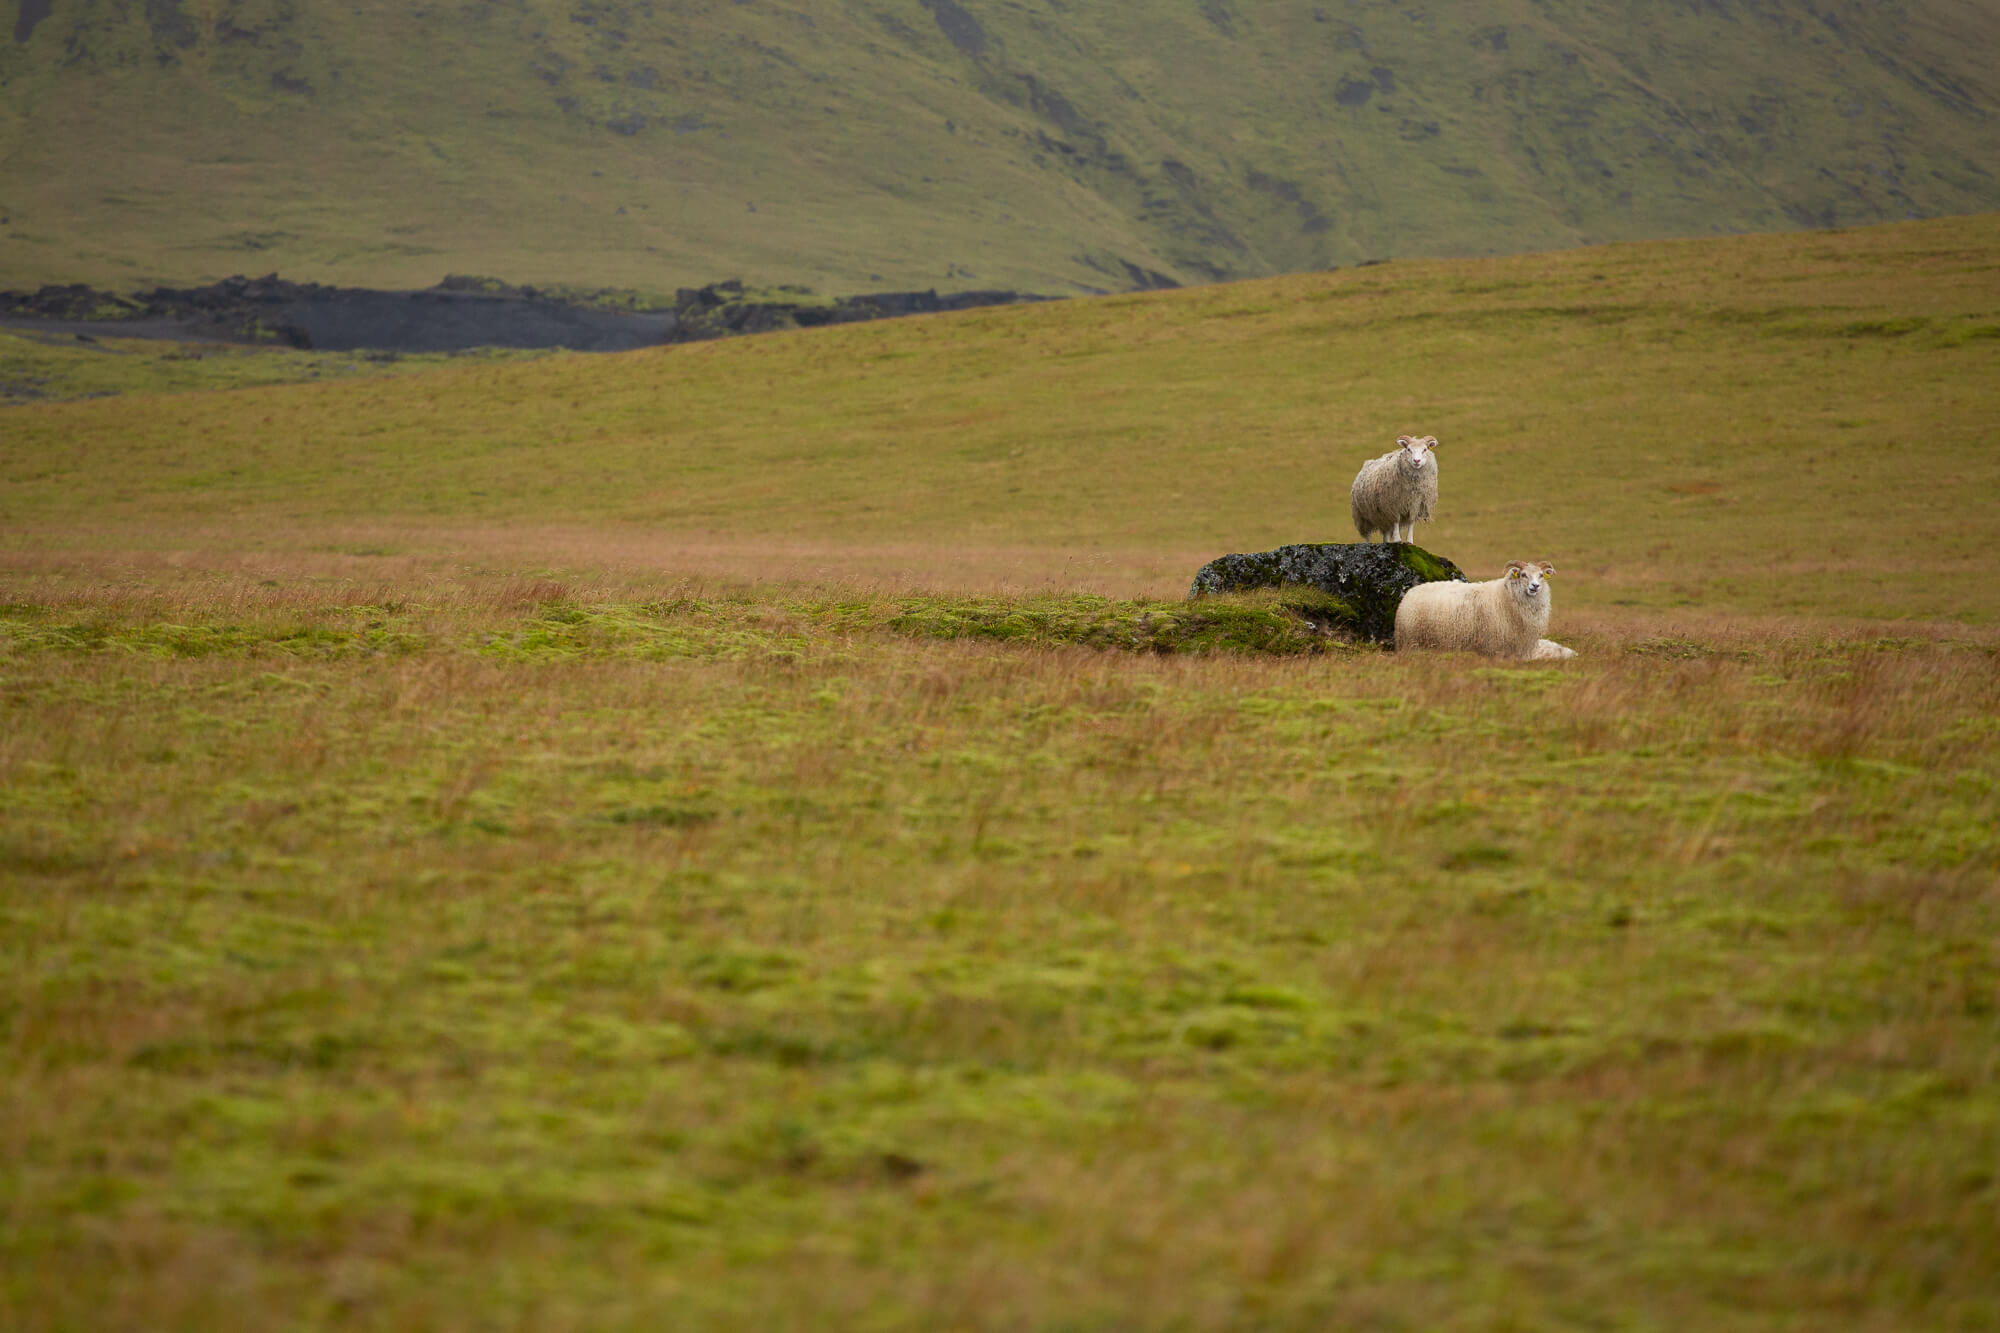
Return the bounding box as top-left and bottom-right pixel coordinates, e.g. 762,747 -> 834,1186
1395,560 -> 1564,660
1350,434 -> 1438,544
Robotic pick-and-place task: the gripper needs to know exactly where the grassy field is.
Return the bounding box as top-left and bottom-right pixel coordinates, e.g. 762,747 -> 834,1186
3,1 -> 1998,294
6,214 -> 2000,616
0,328 -> 550,406
3,218 -> 2000,1329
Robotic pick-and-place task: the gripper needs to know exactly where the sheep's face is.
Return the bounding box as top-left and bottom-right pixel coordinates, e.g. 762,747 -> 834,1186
1395,435 -> 1437,474
1505,561 -> 1554,600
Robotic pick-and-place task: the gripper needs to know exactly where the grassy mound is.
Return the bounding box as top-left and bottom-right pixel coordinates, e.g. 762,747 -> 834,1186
1190,541 -> 1467,642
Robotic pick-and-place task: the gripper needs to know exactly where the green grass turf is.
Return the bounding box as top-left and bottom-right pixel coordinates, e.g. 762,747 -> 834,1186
2,591 -> 1995,1330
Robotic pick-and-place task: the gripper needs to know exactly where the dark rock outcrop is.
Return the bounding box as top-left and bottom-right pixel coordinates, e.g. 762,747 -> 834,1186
1188,542 -> 1466,644
13,0 -> 53,45
0,275 -> 1049,353
0,275 -> 669,351
665,280 -> 1043,342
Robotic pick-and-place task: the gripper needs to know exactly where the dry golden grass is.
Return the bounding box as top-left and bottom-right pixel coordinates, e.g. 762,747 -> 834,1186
0,527 -> 1206,604
8,214 -> 2000,624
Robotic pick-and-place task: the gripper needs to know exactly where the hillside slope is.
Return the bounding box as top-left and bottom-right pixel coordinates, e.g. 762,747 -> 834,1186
2,0 -> 1998,294
7,213 -> 1998,624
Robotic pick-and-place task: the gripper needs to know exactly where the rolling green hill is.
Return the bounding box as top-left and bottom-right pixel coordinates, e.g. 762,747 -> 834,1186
3,0 -> 1998,294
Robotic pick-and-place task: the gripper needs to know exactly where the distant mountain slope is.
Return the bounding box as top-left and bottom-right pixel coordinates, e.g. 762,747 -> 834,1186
2,0 -> 1996,293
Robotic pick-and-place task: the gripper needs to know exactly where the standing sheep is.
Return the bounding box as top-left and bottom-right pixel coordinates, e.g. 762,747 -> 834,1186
1350,435 -> 1439,544
1395,560 -> 1562,660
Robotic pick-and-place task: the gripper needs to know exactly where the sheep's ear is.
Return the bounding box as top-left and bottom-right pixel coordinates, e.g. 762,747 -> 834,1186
1396,435 -> 1414,447
1423,436 -> 1438,449
1540,562 -> 1555,576
1506,561 -> 1526,575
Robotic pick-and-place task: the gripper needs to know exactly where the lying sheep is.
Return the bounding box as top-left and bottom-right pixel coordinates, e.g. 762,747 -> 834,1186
1350,434 -> 1438,544
1395,560 -> 1564,660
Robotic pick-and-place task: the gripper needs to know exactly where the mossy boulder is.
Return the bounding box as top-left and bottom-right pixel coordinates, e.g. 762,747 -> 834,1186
1188,542 -> 1467,644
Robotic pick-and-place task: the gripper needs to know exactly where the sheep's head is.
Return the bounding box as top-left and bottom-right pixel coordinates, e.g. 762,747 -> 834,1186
1504,561 -> 1554,601
1395,435 -> 1438,473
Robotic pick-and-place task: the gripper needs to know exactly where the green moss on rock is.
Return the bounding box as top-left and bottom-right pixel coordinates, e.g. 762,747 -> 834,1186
1187,542 -> 1467,643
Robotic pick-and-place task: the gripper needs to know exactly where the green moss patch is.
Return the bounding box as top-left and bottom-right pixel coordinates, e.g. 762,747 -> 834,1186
882,592 -> 1356,655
